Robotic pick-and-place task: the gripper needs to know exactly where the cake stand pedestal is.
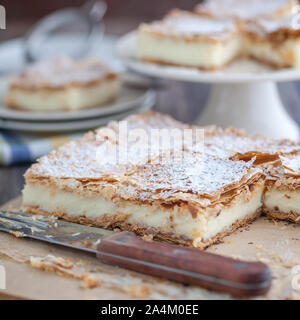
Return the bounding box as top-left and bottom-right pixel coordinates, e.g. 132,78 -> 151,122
117,32 -> 300,141
200,82 -> 299,140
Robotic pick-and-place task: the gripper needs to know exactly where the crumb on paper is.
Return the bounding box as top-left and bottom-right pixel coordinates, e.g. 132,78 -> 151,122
256,252 -> 263,258
30,255 -> 101,289
282,261 -> 296,269
255,244 -> 264,250
30,257 -> 45,270
125,283 -> 153,298
81,273 -> 101,289
53,257 -> 74,269
142,234 -> 154,242
30,256 -> 75,278
223,239 -> 232,245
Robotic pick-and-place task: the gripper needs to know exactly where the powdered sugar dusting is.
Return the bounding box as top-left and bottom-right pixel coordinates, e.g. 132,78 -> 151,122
205,133 -> 299,158
125,157 -> 259,201
27,112 -> 300,201
32,135 -> 128,179
31,112 -> 189,179
245,15 -> 299,37
280,155 -> 300,175
143,10 -> 236,40
196,0 -> 294,20
13,56 -> 115,89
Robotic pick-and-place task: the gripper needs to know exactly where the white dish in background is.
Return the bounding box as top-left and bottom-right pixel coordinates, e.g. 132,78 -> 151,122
117,31 -> 300,84
0,76 -> 154,122
0,92 -> 155,132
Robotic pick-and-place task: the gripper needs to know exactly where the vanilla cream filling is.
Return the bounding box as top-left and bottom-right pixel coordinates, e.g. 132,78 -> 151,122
22,183 -> 263,243
264,189 -> 300,215
137,31 -> 242,68
244,37 -> 300,68
137,27 -> 300,69
6,78 -> 120,111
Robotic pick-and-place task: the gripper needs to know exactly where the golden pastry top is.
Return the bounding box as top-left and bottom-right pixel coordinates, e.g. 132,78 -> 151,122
25,111 -> 300,205
279,154 -> 300,176
139,5 -> 300,46
139,9 -> 238,41
194,0 -> 296,21
205,127 -> 299,163
10,57 -> 118,90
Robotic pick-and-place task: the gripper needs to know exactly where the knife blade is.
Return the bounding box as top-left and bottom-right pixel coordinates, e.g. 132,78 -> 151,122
0,210 -> 272,297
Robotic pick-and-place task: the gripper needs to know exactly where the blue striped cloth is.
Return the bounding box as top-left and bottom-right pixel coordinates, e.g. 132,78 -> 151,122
0,130 -> 82,165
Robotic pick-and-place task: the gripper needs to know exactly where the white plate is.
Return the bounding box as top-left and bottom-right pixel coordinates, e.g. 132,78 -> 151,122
116,31 -> 300,84
0,91 -> 155,132
0,77 -> 154,122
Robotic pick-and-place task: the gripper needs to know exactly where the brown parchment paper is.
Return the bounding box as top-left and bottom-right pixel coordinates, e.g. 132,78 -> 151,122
0,197 -> 299,300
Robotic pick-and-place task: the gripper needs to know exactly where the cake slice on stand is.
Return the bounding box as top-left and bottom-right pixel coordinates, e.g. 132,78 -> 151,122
194,0 -> 296,21
137,9 -> 241,70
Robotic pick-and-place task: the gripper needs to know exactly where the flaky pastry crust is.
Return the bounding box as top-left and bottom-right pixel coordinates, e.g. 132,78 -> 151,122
22,111 -> 300,248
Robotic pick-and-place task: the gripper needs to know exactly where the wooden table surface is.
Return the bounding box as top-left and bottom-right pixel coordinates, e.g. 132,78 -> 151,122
1,19 -> 300,206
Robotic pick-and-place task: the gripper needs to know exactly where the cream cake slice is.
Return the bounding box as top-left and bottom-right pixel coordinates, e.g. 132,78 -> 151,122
194,0 -> 296,21
244,16 -> 300,69
5,57 -> 120,112
137,9 -> 241,70
22,111 -> 266,249
22,111 -> 300,248
137,4 -> 300,70
264,155 -> 300,224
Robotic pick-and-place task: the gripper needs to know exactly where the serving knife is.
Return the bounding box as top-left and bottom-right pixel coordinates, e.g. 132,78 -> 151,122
0,210 -> 271,297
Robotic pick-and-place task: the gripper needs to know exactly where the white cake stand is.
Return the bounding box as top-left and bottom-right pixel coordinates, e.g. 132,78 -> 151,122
116,31 -> 300,141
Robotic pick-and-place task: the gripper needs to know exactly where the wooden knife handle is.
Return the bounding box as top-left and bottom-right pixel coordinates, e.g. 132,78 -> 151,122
97,231 -> 271,297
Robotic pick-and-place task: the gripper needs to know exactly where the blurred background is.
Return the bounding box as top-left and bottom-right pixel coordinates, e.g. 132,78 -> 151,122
1,0 -> 300,204
1,0 -> 300,123
0,0 -> 207,204
1,0 -> 201,40
0,0 -> 211,124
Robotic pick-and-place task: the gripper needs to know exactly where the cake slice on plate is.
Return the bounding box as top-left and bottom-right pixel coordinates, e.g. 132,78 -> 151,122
5,57 -> 120,112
